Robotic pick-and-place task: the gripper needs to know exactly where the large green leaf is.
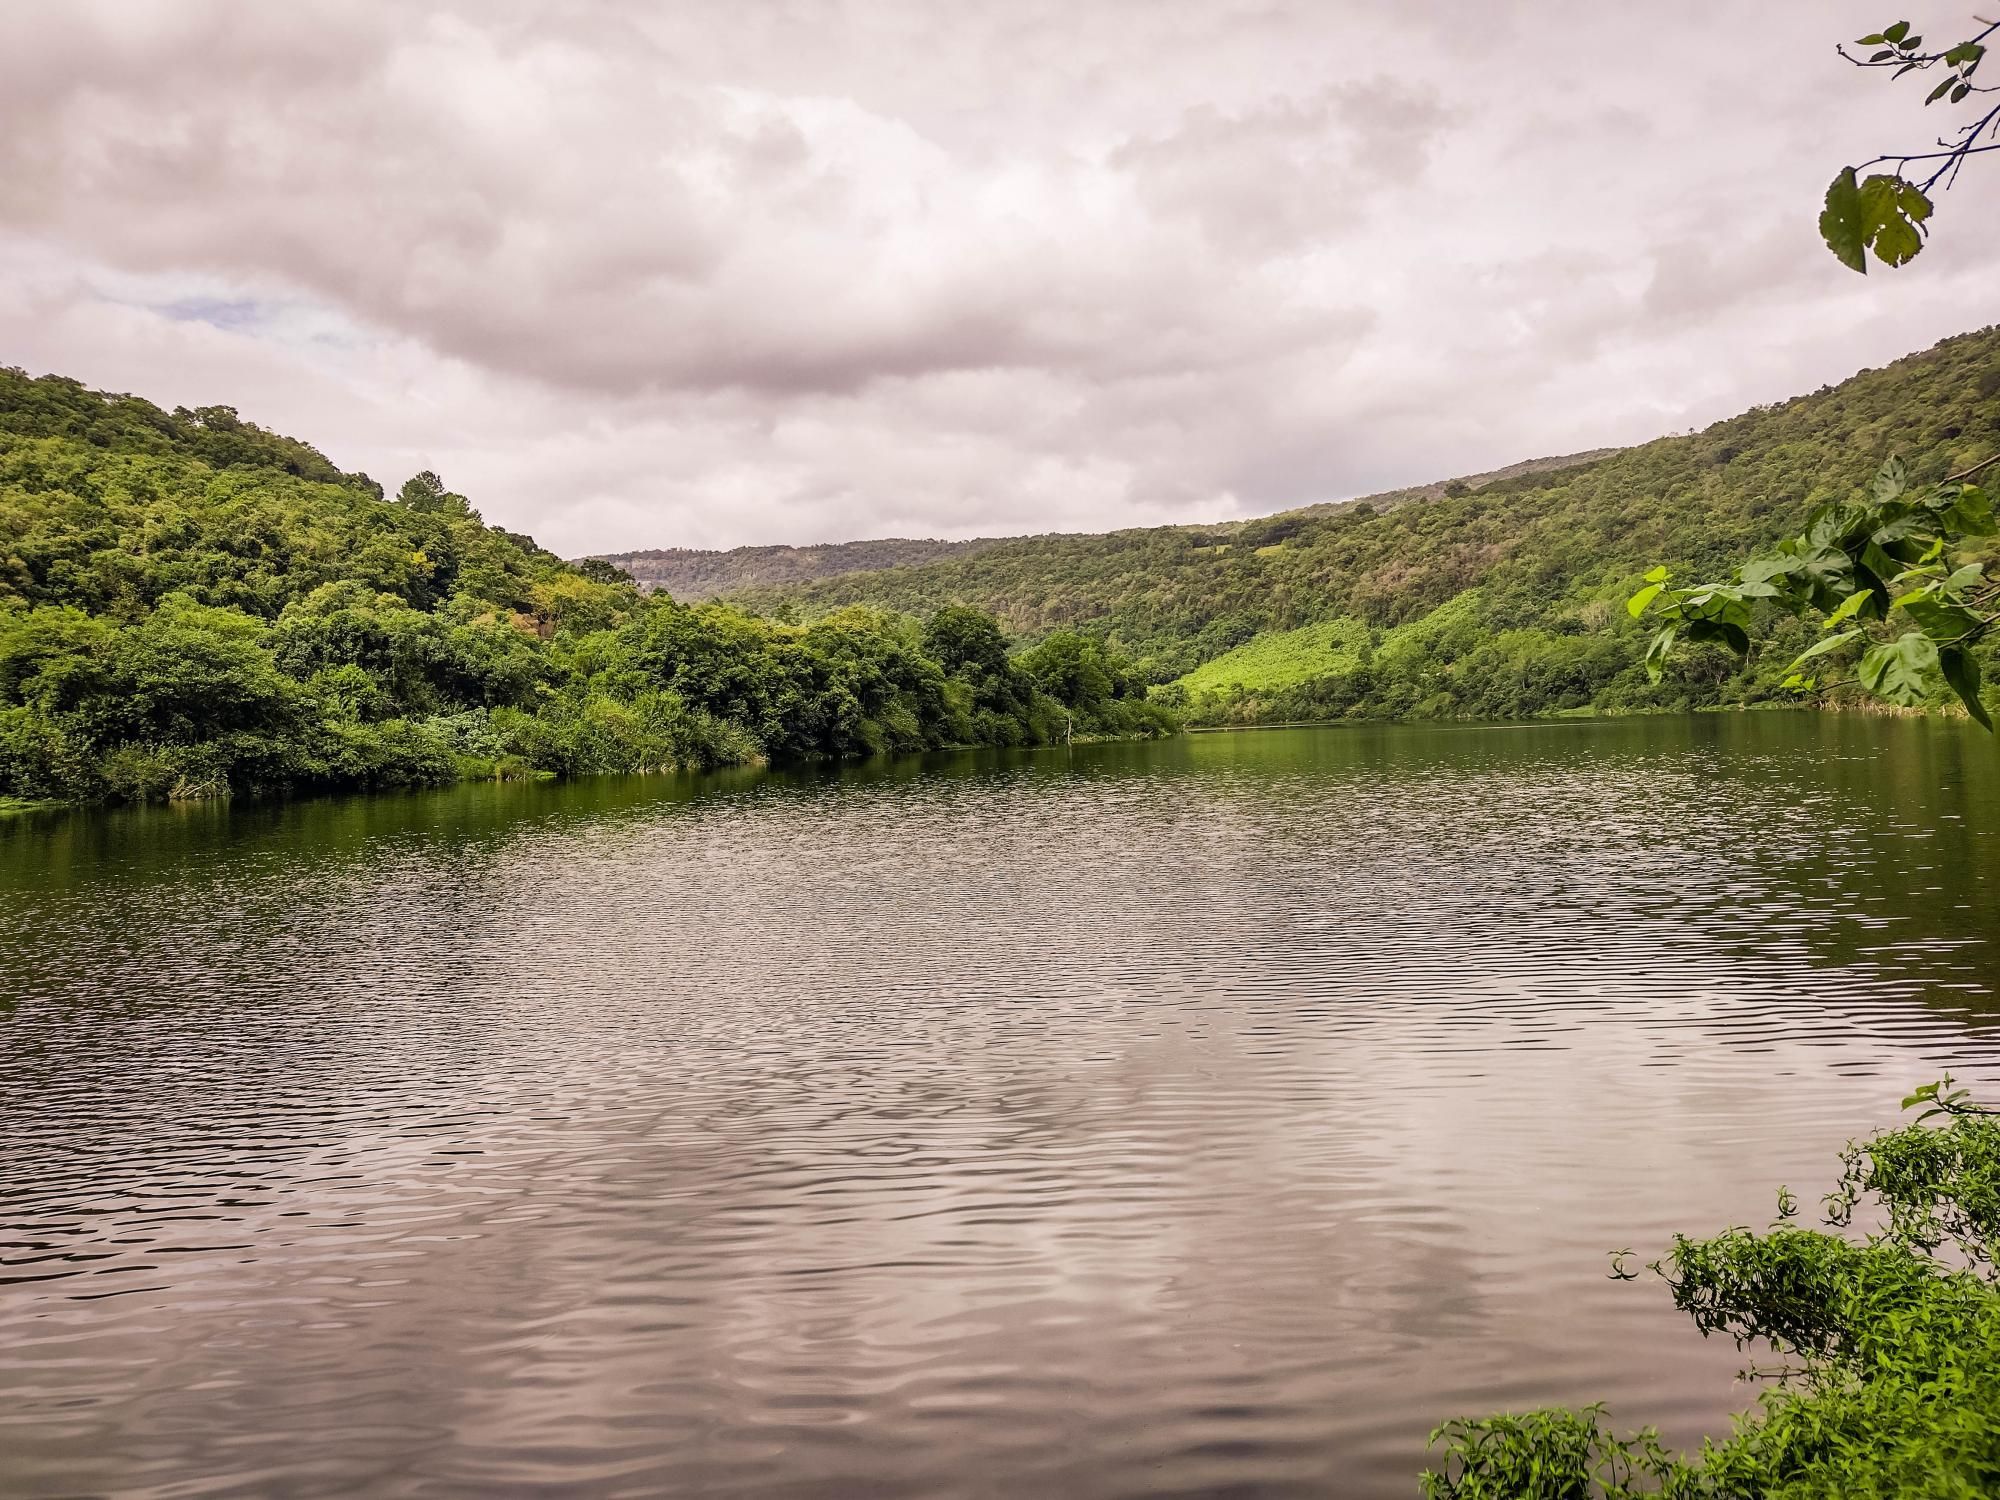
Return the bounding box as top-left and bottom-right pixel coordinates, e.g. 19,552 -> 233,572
1740,555 -> 1800,586
1682,618 -> 1750,655
1859,176 -> 1930,267
1940,647 -> 1994,730
1789,629 -> 1864,670
1858,631 -> 1940,705
1676,587 -> 1753,630
1871,456 -> 1909,506
1821,168 -> 1868,273
1798,547 -> 1856,607
1943,485 -> 1997,536
1806,502 -> 1866,551
1642,627 -> 1677,683
1870,512 -> 1927,551
1897,589 -> 1981,642
1856,551 -> 1898,607
1824,589 -> 1873,627
1821,171 -> 1932,272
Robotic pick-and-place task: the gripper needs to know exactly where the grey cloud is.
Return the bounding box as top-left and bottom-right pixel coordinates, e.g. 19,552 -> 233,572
1112,80 -> 1453,253
1,1 -> 1998,556
0,6 -> 1347,397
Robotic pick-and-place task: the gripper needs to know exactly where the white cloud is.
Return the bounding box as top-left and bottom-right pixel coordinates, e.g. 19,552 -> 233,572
1,1 -> 1996,556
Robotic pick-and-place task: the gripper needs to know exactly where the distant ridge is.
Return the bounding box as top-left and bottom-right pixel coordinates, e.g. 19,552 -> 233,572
696,327 -> 2000,702
1284,448 -> 1624,519
598,537 -> 996,600
590,448 -> 1622,599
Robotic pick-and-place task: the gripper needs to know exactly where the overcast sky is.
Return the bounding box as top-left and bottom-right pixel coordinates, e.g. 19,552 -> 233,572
3,2 -> 1997,556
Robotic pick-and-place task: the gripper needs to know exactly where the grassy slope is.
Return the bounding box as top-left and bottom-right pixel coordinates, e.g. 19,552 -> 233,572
1174,618 -> 1370,695
731,328 -> 2000,718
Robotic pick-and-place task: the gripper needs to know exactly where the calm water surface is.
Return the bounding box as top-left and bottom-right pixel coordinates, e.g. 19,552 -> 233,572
3,714 -> 1999,1499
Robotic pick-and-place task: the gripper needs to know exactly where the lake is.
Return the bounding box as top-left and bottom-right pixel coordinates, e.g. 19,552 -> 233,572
3,714 -> 1998,1499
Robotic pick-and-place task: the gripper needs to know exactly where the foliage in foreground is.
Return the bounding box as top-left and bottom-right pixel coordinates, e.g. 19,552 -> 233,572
1819,16 -> 1998,274
1421,1081 -> 2000,1499
0,370 -> 1173,804
1632,454 -> 1999,730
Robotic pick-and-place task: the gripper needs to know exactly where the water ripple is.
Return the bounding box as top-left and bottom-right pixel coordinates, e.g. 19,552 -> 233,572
1,715 -> 1997,1498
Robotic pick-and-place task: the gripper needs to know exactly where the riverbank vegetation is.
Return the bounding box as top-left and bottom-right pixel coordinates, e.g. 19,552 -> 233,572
1423,1081 -> 2000,1499
9,319 -> 1995,810
730,327 -> 2000,729
0,371 -> 1171,805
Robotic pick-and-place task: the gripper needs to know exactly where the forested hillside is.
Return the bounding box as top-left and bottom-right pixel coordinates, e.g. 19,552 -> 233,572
732,329 -> 2000,724
0,372 -> 1169,804
9,326 -> 1992,807
600,451 -> 1613,602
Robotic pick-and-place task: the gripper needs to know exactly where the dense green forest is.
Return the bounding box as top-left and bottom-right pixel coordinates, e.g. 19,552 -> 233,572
595,450 -> 1611,602
8,325 -> 1994,808
0,371 -> 1170,804
731,328 -> 2000,726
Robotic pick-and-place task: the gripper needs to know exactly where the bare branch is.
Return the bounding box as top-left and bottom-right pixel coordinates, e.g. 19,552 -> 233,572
1943,452 -> 2000,484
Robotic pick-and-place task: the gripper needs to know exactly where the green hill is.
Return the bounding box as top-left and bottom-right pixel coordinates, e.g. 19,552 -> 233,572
596,537 -> 998,600
595,451 -> 1614,601
11,324 -> 1994,805
730,328 -> 2000,723
0,371 -> 1167,805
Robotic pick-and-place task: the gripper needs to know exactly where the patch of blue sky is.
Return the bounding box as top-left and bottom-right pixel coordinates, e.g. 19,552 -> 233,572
159,295 -> 267,331
68,263 -> 368,352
